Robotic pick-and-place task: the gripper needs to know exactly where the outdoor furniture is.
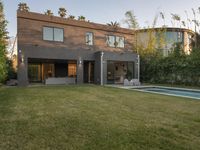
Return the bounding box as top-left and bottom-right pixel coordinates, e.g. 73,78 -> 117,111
130,79 -> 141,86
124,78 -> 141,86
124,79 -> 131,86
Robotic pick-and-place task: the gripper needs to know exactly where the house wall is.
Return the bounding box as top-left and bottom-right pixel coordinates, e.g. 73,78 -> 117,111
17,11 -> 137,86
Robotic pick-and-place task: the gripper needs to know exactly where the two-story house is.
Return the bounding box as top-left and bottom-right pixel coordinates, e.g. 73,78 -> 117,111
17,11 -> 139,86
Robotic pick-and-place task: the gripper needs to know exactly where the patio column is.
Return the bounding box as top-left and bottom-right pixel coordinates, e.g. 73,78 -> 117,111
100,51 -> 104,86
18,54 -> 28,86
138,54 -> 140,81
77,57 -> 83,84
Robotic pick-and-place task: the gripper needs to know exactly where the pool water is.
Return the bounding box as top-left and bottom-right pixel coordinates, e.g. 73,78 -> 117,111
135,87 -> 200,100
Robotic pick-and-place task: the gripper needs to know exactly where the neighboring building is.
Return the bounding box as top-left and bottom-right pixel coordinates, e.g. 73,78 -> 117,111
17,11 -> 139,86
135,28 -> 196,56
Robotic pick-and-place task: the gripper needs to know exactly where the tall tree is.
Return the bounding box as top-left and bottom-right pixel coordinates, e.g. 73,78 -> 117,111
0,0 -> 8,83
124,10 -> 139,29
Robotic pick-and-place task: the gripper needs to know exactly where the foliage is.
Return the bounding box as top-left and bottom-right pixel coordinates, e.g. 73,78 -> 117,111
124,10 -> 139,29
44,9 -> 53,16
0,1 -> 8,83
58,7 -> 67,18
18,3 -> 29,12
171,13 -> 181,27
6,59 -> 17,80
78,15 -> 86,21
137,28 -> 167,56
140,44 -> 200,86
68,15 -> 75,20
107,21 -> 120,28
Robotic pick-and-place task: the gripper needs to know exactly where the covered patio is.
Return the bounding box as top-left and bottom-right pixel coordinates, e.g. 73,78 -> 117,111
28,58 -> 77,84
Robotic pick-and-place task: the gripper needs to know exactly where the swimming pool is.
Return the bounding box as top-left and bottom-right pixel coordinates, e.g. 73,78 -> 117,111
133,86 -> 200,100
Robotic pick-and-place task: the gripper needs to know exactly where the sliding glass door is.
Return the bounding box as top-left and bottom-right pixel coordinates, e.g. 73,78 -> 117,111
28,64 -> 42,82
107,61 -> 135,84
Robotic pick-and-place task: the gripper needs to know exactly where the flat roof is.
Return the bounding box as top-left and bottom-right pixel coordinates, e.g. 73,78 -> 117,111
17,11 -> 134,35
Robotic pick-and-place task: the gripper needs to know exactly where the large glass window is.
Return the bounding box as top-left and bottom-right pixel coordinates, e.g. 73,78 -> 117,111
106,35 -> 125,48
107,61 -> 115,84
54,28 -> 64,42
165,31 -> 183,44
107,61 -> 135,84
116,36 -> 125,48
68,62 -> 77,77
43,27 -> 64,42
43,27 -> 53,41
86,32 -> 93,45
127,62 -> 134,80
43,64 -> 55,79
28,64 -> 42,82
106,36 -> 115,47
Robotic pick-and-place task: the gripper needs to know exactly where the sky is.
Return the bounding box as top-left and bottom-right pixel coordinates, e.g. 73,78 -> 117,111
3,0 -> 200,37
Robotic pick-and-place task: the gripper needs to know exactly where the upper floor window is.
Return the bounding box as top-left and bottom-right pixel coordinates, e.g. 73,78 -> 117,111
86,32 -> 93,45
43,27 -> 64,42
106,35 -> 125,48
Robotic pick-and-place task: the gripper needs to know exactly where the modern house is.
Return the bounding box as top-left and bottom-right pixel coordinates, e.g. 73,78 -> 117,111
135,27 -> 196,56
17,10 -> 139,86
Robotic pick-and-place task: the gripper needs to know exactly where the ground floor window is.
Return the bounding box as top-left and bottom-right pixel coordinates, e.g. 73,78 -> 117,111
28,59 -> 77,83
43,64 -> 55,79
107,61 -> 135,84
28,64 -> 42,82
68,61 -> 77,77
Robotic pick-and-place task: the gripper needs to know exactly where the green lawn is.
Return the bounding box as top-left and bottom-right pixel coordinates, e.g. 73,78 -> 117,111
0,85 -> 200,150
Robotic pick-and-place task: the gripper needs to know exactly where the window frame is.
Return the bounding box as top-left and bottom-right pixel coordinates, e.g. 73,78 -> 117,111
43,26 -> 54,41
116,36 -> 125,48
43,26 -> 64,42
106,35 -> 125,48
85,32 -> 94,46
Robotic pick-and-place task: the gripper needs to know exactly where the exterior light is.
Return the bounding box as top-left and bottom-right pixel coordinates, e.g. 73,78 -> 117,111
19,49 -> 24,64
78,57 -> 82,66
21,54 -> 24,64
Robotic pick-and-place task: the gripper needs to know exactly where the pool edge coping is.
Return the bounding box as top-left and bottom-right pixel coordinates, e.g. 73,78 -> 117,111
106,85 -> 200,100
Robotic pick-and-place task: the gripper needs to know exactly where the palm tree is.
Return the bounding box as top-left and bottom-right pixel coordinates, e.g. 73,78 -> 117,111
78,16 -> 86,21
107,21 -> 120,28
18,3 -> 29,12
44,10 -> 53,16
58,7 -> 67,18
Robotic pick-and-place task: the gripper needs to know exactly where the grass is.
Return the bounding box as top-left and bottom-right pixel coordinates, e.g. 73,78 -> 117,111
0,85 -> 200,150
